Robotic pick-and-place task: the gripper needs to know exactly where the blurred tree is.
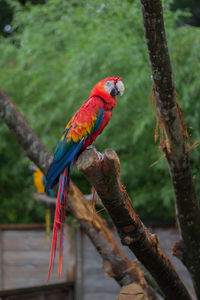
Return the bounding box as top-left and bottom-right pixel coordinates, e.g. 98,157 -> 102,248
0,0 -> 13,37
19,0 -> 47,4
0,0 -> 47,36
172,0 -> 200,27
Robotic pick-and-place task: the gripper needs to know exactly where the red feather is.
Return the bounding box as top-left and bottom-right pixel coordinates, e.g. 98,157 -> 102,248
47,168 -> 68,283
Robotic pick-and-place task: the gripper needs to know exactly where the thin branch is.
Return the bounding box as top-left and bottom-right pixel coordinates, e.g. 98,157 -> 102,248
77,147 -> 192,300
140,0 -> 200,296
34,192 -> 57,206
0,88 -> 156,299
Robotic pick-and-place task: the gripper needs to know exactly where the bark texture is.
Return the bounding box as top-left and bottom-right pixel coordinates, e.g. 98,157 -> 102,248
140,0 -> 200,297
0,88 -> 155,299
77,148 -> 192,300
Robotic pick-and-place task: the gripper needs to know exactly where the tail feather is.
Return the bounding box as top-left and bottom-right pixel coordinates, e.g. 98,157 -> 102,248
47,165 -> 70,283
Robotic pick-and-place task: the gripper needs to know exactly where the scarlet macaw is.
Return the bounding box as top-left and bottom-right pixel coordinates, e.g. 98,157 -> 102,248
46,76 -> 125,281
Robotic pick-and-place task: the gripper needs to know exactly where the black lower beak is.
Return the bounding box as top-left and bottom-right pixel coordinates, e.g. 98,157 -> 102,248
110,86 -> 119,97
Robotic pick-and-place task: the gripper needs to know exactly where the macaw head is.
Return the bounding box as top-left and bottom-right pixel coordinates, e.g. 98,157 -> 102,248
89,76 -> 125,104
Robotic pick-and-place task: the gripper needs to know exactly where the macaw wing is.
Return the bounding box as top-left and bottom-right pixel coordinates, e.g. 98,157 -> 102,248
45,106 -> 104,191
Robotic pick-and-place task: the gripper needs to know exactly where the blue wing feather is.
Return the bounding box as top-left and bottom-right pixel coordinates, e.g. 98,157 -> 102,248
45,107 -> 104,192
45,138 -> 85,191
94,108 -> 104,131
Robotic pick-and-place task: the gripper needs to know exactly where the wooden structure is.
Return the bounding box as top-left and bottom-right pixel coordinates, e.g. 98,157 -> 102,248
0,283 -> 73,300
0,224 -> 121,300
0,225 -> 196,300
0,224 -> 75,289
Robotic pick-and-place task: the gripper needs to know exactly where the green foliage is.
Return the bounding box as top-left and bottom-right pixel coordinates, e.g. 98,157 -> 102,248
0,0 -> 199,223
0,0 -> 13,37
171,0 -> 200,27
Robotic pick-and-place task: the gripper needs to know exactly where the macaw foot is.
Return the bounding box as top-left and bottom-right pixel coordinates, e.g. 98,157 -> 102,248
86,145 -> 96,150
86,145 -> 104,161
96,150 -> 104,161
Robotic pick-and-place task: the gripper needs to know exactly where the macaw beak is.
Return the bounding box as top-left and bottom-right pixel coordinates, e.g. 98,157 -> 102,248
116,80 -> 125,96
110,80 -> 125,97
110,86 -> 119,97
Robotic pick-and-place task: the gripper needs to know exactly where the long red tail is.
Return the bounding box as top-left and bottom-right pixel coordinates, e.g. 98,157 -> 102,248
47,167 -> 69,283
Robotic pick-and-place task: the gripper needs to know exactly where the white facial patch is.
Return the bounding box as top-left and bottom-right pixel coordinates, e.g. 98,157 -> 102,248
104,80 -> 115,94
116,81 -> 125,96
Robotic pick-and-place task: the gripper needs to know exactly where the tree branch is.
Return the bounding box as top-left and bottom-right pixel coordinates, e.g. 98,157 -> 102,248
0,88 -> 156,299
77,148 -> 192,300
140,0 -> 200,296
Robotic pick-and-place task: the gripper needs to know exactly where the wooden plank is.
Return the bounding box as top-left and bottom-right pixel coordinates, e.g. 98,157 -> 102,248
83,293 -> 120,300
84,277 -> 120,294
0,224 -> 46,230
0,282 -> 74,300
4,250 -> 50,263
1,228 -> 75,290
82,234 -> 120,295
3,260 -> 68,289
75,229 -> 83,300
3,230 -> 47,237
3,232 -> 50,251
3,250 -> 70,288
0,282 -> 73,295
66,233 -> 75,282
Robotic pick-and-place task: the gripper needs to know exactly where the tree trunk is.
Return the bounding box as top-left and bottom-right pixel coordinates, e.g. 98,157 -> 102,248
140,0 -> 200,297
77,147 -> 192,300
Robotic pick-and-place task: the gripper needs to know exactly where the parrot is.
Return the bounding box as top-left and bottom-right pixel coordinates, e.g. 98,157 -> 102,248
30,166 -> 54,197
33,167 -> 46,193
45,76 -> 125,281
30,166 -> 54,243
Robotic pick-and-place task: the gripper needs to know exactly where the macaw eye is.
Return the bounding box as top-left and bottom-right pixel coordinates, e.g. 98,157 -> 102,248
106,81 -> 111,86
